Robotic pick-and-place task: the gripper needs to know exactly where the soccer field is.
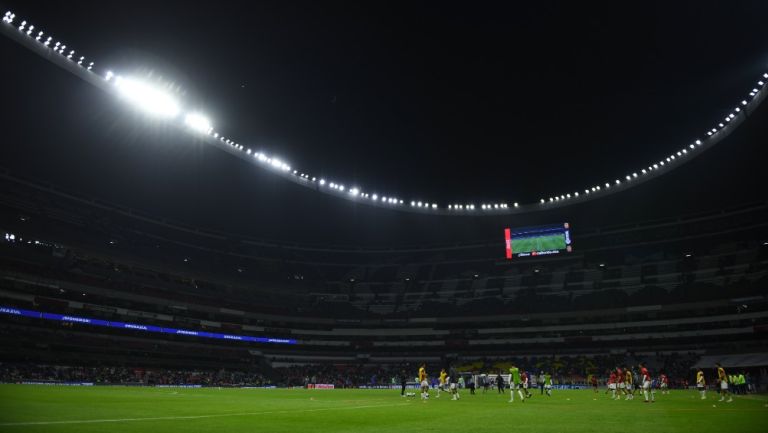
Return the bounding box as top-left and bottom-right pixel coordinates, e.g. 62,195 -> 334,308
0,386 -> 766,433
512,234 -> 566,253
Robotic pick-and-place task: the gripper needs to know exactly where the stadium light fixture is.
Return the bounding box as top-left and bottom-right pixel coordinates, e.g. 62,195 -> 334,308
3,10 -> 766,216
184,113 -> 212,133
114,77 -> 180,118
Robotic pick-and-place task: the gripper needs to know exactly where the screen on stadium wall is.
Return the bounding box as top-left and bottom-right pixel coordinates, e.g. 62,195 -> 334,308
504,223 -> 572,259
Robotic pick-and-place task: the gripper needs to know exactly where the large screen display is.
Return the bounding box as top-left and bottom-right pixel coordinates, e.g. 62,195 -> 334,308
504,223 -> 572,259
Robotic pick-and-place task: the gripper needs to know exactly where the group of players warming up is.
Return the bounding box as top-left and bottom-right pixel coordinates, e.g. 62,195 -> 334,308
418,364 -> 461,401
695,363 -> 733,403
605,363 -> 657,403
409,361 -> 737,404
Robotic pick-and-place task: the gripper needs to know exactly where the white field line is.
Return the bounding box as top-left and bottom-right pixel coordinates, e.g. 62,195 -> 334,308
0,402 -> 411,427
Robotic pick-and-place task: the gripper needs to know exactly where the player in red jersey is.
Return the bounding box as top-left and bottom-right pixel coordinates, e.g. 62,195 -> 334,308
639,362 -> 655,403
659,373 -> 670,395
607,371 -> 617,399
521,371 -> 533,398
590,375 -> 599,393
615,366 -> 626,399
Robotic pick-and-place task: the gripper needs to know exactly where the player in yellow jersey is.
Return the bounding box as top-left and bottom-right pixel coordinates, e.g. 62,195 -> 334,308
437,368 -> 447,398
716,363 -> 732,402
624,367 -> 634,400
696,368 -> 706,400
419,364 -> 429,400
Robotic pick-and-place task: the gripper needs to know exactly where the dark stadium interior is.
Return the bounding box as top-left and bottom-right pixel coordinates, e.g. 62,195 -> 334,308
0,2 -> 767,428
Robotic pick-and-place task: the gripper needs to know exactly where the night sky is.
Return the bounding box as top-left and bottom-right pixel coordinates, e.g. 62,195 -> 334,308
1,1 -> 768,245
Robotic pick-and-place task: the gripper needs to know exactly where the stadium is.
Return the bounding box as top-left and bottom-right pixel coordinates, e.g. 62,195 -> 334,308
1,2 -> 767,432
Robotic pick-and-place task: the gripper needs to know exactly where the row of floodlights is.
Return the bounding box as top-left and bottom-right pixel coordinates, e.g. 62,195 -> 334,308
4,10 -> 767,213
538,73 -> 767,205
4,13 -> 94,71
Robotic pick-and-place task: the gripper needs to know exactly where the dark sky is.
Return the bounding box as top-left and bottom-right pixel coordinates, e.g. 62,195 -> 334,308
1,1 -> 768,246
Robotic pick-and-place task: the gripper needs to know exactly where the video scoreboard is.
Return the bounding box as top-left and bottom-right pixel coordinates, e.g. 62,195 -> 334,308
504,223 -> 572,259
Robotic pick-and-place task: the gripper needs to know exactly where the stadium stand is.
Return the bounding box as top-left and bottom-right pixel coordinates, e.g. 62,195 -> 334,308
0,171 -> 767,388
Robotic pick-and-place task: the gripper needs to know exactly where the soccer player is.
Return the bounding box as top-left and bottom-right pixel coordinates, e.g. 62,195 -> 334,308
496,372 -> 504,394
399,369 -> 408,397
538,371 -> 546,395
590,374 -> 598,393
659,372 -> 669,395
716,363 -> 732,403
639,362 -> 654,403
521,371 -> 533,398
616,366 -> 626,399
624,367 -> 634,400
696,368 -> 706,400
437,368 -> 447,398
508,364 -> 525,402
607,371 -> 617,399
449,366 -> 460,400
544,371 -> 553,397
419,364 -> 429,401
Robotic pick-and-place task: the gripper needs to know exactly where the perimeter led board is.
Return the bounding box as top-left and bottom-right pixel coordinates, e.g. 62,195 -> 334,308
504,223 -> 572,259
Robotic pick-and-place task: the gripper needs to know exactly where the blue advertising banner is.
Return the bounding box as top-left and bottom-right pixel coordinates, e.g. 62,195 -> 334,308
0,305 -> 297,345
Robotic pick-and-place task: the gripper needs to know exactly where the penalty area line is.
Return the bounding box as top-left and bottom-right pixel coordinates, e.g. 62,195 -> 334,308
0,402 -> 411,427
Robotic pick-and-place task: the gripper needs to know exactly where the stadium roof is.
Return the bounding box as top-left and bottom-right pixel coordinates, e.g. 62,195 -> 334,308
1,1 -> 768,244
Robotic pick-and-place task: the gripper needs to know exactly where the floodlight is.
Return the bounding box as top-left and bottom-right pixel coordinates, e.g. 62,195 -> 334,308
115,77 -> 180,117
184,113 -> 212,133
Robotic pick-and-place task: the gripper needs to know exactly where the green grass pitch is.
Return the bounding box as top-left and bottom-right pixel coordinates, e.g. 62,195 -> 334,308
512,234 -> 566,253
0,385 -> 766,433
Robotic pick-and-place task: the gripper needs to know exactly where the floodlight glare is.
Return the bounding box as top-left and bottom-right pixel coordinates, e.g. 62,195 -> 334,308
115,77 -> 180,117
184,113 -> 212,133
